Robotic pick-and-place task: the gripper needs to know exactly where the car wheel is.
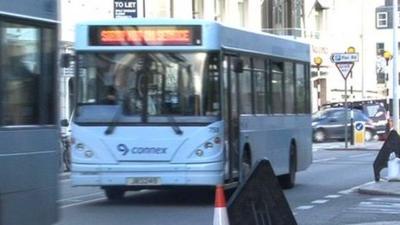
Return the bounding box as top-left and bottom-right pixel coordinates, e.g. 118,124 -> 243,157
365,129 -> 373,142
313,129 -> 326,142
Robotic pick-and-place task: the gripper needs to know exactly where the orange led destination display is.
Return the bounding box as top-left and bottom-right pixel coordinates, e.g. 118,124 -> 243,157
89,25 -> 202,46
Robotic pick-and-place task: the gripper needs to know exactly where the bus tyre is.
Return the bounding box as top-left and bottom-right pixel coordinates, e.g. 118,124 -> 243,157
278,144 -> 297,189
104,187 -> 125,200
241,149 -> 252,182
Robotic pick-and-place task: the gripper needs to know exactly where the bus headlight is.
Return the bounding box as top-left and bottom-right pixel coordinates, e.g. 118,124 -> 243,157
204,142 -> 214,149
84,150 -> 94,158
76,143 -> 85,151
195,149 -> 204,157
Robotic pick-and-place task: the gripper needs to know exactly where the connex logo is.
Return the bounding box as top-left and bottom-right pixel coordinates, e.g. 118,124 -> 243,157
117,144 -> 167,156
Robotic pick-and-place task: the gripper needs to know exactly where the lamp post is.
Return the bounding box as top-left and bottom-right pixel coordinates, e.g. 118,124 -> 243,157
346,47 -> 355,145
313,56 -> 323,110
383,51 -> 392,104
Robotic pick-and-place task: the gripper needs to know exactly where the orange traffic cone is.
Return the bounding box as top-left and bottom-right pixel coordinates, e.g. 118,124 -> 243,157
213,185 -> 230,225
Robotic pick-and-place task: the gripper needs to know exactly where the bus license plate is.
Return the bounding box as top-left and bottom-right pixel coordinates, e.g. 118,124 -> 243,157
126,177 -> 161,185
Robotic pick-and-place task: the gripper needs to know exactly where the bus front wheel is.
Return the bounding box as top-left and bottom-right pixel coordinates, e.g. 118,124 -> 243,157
103,187 -> 125,200
278,144 -> 297,189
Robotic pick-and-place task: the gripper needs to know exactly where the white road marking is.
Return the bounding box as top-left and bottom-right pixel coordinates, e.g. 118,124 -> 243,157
312,199 -> 329,204
58,192 -> 104,202
60,197 -> 106,209
296,205 -> 314,210
313,157 -> 337,163
349,198 -> 400,215
59,179 -> 71,183
348,153 -> 374,158
325,194 -> 341,199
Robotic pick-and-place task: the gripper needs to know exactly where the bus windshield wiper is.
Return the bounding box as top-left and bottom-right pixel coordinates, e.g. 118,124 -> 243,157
104,106 -> 122,135
168,115 -> 183,135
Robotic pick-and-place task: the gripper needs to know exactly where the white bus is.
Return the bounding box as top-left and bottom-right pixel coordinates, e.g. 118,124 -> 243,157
68,19 -> 312,199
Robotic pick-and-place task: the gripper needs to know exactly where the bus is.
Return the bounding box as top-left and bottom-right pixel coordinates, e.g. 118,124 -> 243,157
68,19 -> 312,199
0,0 -> 59,224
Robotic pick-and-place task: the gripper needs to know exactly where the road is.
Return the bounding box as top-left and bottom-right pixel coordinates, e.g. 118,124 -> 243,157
55,141 -> 400,225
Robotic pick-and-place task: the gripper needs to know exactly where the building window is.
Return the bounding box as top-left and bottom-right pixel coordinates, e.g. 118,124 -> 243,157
377,12 -> 388,28
193,0 -> 204,19
376,43 -> 385,55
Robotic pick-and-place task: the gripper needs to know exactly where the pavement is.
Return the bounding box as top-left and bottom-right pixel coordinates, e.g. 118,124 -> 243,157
314,140 -> 400,225
314,140 -> 400,197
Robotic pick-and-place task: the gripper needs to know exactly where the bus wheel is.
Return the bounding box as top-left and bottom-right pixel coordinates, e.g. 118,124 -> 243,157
241,148 -> 252,182
104,187 -> 125,200
278,144 -> 297,189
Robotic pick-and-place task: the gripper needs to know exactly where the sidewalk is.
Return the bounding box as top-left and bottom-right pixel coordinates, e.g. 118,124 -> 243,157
313,141 -> 384,151
358,180 -> 400,196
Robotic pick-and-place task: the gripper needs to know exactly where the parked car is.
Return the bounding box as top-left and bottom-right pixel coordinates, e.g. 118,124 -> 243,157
322,101 -> 388,139
312,108 -> 376,142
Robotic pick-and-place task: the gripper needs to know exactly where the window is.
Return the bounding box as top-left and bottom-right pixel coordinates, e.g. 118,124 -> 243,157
239,57 -> 252,114
284,62 -> 295,113
376,43 -> 385,56
377,12 -> 388,28
295,63 -> 307,113
76,52 -> 220,119
0,21 -> 56,125
271,61 -> 284,113
253,58 -> 266,114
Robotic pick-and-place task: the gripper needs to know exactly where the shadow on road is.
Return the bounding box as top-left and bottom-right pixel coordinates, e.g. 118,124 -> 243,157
94,187 -> 216,207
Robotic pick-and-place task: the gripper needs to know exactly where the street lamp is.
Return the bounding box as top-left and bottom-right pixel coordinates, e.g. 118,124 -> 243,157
313,56 -> 323,110
383,50 -> 392,113
313,56 -> 323,70
384,50 -> 392,66
347,46 -> 356,54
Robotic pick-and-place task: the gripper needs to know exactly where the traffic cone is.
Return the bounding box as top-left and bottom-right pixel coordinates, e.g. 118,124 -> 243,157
213,185 -> 230,225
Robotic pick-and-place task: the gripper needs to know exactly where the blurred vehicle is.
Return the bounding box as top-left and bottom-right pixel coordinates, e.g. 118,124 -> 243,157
322,101 -> 387,139
312,108 -> 376,142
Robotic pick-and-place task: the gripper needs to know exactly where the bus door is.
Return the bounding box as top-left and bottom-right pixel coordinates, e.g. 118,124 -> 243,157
223,55 -> 241,180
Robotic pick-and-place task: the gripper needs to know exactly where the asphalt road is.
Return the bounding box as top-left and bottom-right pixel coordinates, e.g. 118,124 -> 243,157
55,142 -> 400,225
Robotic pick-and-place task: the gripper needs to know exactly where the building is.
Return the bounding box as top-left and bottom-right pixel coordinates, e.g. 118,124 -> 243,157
303,0 -> 386,112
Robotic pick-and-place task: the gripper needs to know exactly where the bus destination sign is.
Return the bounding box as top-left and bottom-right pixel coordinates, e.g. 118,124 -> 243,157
89,25 -> 202,46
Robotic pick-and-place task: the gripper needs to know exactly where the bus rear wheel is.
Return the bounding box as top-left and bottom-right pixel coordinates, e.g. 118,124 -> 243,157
278,144 -> 297,189
103,187 -> 125,200
240,148 -> 252,183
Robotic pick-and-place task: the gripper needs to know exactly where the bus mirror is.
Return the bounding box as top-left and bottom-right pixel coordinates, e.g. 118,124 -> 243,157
233,58 -> 244,73
60,119 -> 69,127
61,53 -> 72,68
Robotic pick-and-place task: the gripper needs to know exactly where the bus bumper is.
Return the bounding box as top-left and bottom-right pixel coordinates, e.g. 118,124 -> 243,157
70,161 -> 224,186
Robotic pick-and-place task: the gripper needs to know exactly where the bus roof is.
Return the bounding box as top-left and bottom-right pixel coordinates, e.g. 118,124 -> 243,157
75,18 -> 310,62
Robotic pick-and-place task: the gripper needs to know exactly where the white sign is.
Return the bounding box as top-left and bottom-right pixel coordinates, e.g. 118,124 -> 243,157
330,53 -> 359,63
336,63 -> 354,79
114,0 -> 137,18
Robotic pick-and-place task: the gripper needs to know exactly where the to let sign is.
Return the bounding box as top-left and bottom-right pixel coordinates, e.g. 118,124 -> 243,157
330,53 -> 359,63
114,0 -> 137,18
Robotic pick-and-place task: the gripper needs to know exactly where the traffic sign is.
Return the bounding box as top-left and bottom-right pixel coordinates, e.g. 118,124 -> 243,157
336,63 -> 354,79
330,53 -> 359,63
353,121 -> 365,145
